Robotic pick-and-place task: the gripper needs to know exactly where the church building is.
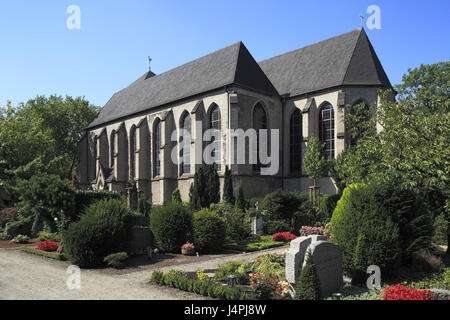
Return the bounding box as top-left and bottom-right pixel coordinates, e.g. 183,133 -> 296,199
79,27 -> 392,204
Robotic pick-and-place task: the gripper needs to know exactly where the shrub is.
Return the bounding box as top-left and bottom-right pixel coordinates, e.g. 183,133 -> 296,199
150,202 -> 192,253
6,216 -> 33,237
10,234 -> 30,244
252,253 -> 285,280
16,174 -> 76,234
197,269 -> 210,282
37,231 -> 61,242
172,188 -> 182,203
192,208 -> 225,253
62,198 -> 132,267
37,240 -> 59,252
271,232 -> 296,242
234,180 -> 247,211
214,261 -> 250,284
211,203 -> 251,241
265,220 -> 289,235
19,247 -> 65,260
137,193 -> 151,217
73,189 -> 122,217
383,284 -> 433,300
262,190 -> 301,222
300,226 -> 325,237
318,193 -> 340,224
249,271 -> 277,300
433,212 -> 448,245
104,252 -> 128,269
331,178 -> 433,279
294,249 -> 321,300
0,207 -> 19,229
223,165 -> 234,204
189,164 -> 220,210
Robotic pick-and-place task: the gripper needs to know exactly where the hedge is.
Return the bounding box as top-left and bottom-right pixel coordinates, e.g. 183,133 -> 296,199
19,247 -> 66,261
192,208 -> 226,253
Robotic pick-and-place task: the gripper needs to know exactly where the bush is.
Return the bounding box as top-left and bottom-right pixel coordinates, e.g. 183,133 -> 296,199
37,240 -> 59,252
318,193 -> 340,224
214,261 -> 250,284
17,174 -> 76,234
300,226 -> 325,237
234,180 -> 247,211
10,234 -> 30,244
249,271 -> 277,299
189,164 -> 220,210
271,232 -> 296,242
104,252 -> 128,269
294,249 -> 321,300
19,247 -> 66,260
0,207 -> 19,229
62,198 -> 132,268
262,190 -> 301,222
264,220 -> 289,235
137,193 -> 151,217
171,188 -> 182,203
192,208 -> 225,253
153,269 -> 245,300
37,231 -> 61,242
433,212 -> 448,245
150,202 -> 192,253
331,178 -> 433,280
252,253 -> 285,280
6,216 -> 33,237
211,203 -> 251,241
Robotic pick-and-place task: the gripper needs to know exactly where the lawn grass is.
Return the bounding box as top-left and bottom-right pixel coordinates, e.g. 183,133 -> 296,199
224,235 -> 287,252
19,246 -> 66,261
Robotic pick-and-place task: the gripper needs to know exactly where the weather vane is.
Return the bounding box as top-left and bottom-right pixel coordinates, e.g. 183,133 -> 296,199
148,56 -> 152,72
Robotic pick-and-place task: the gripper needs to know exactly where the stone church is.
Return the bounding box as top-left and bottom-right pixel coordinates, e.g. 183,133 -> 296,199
79,27 -> 392,204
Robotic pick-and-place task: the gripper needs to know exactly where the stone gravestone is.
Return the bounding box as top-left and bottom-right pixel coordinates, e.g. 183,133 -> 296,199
251,213 -> 264,236
285,235 -> 343,298
128,216 -> 152,255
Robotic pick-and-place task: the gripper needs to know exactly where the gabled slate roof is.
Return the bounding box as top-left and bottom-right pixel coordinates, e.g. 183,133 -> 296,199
88,28 -> 391,129
258,28 -> 391,97
88,42 -> 278,128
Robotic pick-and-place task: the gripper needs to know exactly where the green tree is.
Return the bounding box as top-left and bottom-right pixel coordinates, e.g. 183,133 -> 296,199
172,188 -> 182,203
234,180 -> 246,211
303,137 -> 329,205
0,95 -> 99,182
294,249 -> 321,300
189,164 -> 220,210
223,165 -> 234,204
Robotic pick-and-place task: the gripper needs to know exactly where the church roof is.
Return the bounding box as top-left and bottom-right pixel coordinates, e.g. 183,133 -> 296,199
88,28 -> 391,129
258,28 -> 392,97
88,42 -> 278,128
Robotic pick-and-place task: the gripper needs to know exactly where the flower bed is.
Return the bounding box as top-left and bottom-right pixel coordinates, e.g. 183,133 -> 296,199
383,284 -> 434,300
300,226 -> 325,237
37,240 -> 59,252
271,232 -> 296,242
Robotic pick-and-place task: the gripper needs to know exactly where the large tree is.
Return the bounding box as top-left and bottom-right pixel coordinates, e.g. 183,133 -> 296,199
0,95 -> 99,182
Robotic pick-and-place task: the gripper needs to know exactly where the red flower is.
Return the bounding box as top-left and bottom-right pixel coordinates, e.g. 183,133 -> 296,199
272,232 -> 296,242
383,284 -> 433,300
37,241 -> 59,252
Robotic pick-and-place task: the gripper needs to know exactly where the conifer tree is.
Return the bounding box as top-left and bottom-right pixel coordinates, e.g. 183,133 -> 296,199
234,180 -> 246,211
223,165 -> 234,204
294,249 -> 321,300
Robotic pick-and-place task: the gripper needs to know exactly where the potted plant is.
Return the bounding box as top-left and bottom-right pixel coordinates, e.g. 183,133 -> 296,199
181,242 -> 195,255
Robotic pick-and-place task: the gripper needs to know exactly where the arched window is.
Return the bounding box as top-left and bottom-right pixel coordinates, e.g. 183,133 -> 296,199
110,130 -> 115,168
180,112 -> 191,175
153,119 -> 161,177
209,105 -> 221,170
319,103 -> 335,159
253,103 -> 268,173
290,109 -> 302,174
130,126 -> 137,180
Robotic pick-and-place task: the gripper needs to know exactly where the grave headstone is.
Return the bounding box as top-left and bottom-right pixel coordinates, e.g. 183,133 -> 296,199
285,235 -> 343,298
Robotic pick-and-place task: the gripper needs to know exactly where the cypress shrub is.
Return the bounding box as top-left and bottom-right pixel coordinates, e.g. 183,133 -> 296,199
150,202 -> 192,253
62,198 -> 132,268
192,208 -> 225,253
294,249 -> 321,300
172,188 -> 182,203
234,180 -> 247,211
189,164 -> 220,210
137,193 -> 151,217
223,165 -> 234,204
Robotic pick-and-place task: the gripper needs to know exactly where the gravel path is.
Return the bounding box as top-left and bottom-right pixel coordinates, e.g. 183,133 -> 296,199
0,246 -> 288,300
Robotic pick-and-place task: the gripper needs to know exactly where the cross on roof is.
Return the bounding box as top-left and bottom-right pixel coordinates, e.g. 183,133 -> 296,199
360,13 -> 364,28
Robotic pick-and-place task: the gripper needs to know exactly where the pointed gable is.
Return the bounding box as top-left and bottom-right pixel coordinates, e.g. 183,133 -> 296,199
342,28 -> 392,87
258,28 -> 391,97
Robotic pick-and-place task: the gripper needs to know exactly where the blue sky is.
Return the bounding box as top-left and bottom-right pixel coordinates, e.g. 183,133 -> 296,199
0,0 -> 449,107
